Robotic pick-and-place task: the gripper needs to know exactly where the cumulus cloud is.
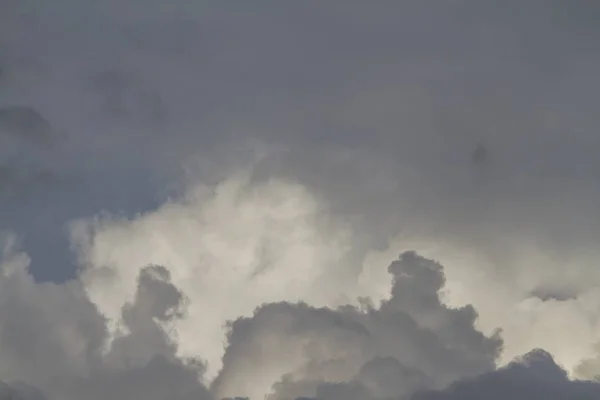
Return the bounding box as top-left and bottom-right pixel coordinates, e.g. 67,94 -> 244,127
414,350 -> 600,400
70,172 -> 352,381
283,350 -> 600,400
212,251 -> 501,400
2,1 -> 600,399
0,236 -> 210,400
0,233 -> 598,400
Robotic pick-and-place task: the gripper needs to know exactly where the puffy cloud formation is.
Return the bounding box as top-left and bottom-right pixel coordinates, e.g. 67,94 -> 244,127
70,173 -> 352,380
213,251 -> 501,400
0,236 -> 211,400
3,1 -> 600,399
1,239 -> 598,400
278,350 -> 600,400
414,350 -> 600,400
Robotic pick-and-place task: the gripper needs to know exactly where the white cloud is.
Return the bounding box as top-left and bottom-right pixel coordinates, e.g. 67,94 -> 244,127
70,171 -> 352,381
212,251 -> 501,400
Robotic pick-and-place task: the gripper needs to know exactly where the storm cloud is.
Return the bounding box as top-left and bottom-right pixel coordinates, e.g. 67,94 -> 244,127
2,1 -> 600,399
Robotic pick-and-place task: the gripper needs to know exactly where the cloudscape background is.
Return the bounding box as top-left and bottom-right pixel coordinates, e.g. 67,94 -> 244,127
2,1 -> 600,399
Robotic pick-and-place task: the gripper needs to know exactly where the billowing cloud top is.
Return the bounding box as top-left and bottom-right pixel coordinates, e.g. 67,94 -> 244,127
2,1 -> 600,399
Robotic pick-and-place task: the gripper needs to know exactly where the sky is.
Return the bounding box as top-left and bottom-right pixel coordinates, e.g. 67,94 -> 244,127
2,1 -> 600,399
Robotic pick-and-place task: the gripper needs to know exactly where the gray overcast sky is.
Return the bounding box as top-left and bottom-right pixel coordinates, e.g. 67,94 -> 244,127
2,1 -> 600,400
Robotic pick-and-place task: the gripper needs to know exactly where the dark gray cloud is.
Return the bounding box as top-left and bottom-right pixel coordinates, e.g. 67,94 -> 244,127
0,105 -> 58,195
67,264 -> 210,400
2,1 -> 600,399
0,106 -> 54,144
0,382 -> 48,400
414,350 -> 600,400
278,350 -> 600,400
3,0 -> 600,285
0,240 -> 210,400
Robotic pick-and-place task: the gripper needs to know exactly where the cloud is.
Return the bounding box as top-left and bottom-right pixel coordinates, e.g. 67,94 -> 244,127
0,381 -> 48,400
0,105 -> 59,196
0,233 -> 597,400
2,1 -> 600,399
212,252 -> 501,400
414,350 -> 600,400
0,164 -> 57,199
575,343 -> 600,380
0,236 -> 210,400
0,106 -> 55,144
70,172 -> 353,381
212,252 -> 600,400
